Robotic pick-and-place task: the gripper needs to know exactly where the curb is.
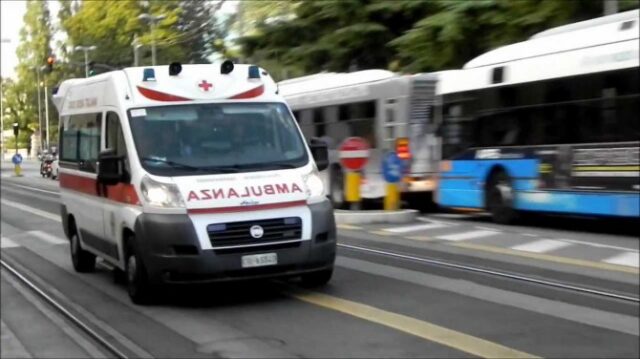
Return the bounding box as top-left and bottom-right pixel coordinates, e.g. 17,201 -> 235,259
334,209 -> 418,224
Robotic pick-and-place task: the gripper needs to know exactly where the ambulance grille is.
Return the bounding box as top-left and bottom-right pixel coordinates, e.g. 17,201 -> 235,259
207,217 -> 302,248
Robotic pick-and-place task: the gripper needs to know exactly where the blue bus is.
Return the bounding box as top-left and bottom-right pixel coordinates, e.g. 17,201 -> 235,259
435,10 -> 639,223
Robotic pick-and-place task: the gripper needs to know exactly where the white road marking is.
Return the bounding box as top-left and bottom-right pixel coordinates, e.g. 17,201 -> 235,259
0,199 -> 61,222
602,252 -> 640,268
7,183 -> 59,196
383,222 -> 449,233
557,238 -> 639,253
28,231 -> 67,245
437,230 -> 499,241
511,239 -> 572,253
522,233 -> 538,237
1,237 -> 20,248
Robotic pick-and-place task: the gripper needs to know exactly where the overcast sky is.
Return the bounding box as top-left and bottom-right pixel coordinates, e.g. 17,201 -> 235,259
1,0 -> 237,80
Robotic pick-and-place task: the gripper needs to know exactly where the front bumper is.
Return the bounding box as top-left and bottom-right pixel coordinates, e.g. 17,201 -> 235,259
133,200 -> 336,284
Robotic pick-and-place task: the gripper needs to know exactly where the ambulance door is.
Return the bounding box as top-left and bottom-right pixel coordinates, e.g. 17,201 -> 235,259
72,111 -> 105,253
102,110 -> 130,262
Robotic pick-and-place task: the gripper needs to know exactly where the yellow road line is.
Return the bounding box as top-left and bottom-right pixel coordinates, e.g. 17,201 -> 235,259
289,289 -> 538,358
369,230 -> 394,236
337,224 -> 362,230
573,166 -> 640,171
452,242 -> 639,274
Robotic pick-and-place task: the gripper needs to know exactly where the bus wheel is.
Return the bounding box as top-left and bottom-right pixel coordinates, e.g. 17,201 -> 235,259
125,237 -> 154,305
330,168 -> 346,209
486,171 -> 516,224
70,231 -> 96,273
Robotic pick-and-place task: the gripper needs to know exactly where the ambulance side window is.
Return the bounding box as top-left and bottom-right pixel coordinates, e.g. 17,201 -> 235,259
105,111 -> 130,177
105,112 -> 127,157
61,112 -> 101,173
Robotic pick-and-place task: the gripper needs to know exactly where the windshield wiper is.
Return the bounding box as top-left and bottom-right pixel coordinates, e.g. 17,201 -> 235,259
140,157 -> 202,171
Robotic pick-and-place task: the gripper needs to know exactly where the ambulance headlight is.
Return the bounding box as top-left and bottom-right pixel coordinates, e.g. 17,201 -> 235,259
303,169 -> 325,204
140,175 -> 185,208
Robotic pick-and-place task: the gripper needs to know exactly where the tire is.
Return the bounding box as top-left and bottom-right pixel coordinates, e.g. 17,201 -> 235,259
329,168 -> 345,209
486,171 -> 516,224
70,232 -> 96,272
125,237 -> 154,305
300,268 -> 333,288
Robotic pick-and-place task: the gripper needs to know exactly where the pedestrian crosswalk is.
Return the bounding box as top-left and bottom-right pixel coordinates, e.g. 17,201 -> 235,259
338,217 -> 640,270
1,231 -> 67,248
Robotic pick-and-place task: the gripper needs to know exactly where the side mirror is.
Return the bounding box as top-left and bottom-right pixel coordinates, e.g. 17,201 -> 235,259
97,149 -> 126,185
309,138 -> 329,172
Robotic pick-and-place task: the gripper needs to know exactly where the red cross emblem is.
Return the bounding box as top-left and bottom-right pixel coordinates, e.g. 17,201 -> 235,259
198,80 -> 213,92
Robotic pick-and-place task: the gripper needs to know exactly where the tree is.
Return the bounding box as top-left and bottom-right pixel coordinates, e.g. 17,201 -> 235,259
12,0 -> 55,148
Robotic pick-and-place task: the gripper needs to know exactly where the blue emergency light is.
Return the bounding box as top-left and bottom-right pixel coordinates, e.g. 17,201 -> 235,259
248,65 -> 260,79
143,68 -> 156,81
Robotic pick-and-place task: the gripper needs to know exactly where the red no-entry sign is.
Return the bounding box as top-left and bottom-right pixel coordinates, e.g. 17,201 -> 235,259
339,137 -> 370,171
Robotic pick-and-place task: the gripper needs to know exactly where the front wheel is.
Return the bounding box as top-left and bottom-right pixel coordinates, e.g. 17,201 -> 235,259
125,239 -> 154,304
300,268 -> 333,288
70,232 -> 96,272
486,172 -> 516,224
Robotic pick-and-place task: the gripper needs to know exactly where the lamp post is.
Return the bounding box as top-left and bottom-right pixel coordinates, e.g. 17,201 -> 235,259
74,45 -> 97,77
1,38 -> 11,161
138,13 -> 166,66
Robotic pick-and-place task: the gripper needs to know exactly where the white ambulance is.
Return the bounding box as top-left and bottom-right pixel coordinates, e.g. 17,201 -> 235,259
52,62 -> 336,304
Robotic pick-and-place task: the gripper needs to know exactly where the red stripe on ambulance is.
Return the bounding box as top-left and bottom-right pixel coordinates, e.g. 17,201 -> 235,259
60,173 -> 140,205
188,200 -> 306,214
137,86 -> 192,102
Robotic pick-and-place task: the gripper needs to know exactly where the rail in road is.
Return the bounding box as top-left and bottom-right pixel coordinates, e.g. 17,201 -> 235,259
1,177 -> 639,358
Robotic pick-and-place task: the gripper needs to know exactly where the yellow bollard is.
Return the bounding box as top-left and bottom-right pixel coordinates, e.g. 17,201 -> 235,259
344,171 -> 361,209
384,183 -> 400,211
14,164 -> 22,177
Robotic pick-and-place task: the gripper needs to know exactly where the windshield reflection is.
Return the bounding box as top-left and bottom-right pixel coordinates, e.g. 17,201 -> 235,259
128,103 -> 308,175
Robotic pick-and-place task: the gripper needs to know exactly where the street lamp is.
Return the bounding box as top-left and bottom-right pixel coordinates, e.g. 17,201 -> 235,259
138,13 -> 166,66
74,45 -> 97,77
1,38 -> 11,161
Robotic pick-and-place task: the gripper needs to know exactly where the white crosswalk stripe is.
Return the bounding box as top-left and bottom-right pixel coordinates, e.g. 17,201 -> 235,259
28,231 -> 67,245
1,237 -> 20,248
437,230 -> 499,241
383,222 -> 449,233
602,252 -> 639,268
511,239 -> 572,253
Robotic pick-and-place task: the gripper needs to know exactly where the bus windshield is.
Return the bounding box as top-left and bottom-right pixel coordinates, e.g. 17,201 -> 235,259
128,102 -> 308,176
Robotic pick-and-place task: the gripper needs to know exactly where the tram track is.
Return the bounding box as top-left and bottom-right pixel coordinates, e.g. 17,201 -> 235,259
1,257 -> 134,359
338,243 -> 640,303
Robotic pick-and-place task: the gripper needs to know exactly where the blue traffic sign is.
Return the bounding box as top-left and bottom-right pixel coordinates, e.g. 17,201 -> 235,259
382,152 -> 405,183
12,153 -> 23,165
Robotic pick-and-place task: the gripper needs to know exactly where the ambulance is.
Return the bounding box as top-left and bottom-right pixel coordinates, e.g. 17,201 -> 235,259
52,61 -> 336,304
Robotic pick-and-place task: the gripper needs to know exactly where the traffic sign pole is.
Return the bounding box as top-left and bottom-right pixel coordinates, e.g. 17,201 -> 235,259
339,137 -> 370,211
384,183 -> 400,210
382,152 -> 405,211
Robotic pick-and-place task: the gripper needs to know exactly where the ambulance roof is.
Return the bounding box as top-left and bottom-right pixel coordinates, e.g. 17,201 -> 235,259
53,63 -> 281,113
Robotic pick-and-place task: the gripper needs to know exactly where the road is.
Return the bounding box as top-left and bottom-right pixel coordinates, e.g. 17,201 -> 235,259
1,163 -> 639,358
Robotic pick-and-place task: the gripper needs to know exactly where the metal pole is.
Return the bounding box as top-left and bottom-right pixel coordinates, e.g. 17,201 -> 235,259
84,50 -> 89,77
151,21 -> 157,66
1,78 -> 4,161
604,0 -> 618,15
44,77 -> 49,150
36,67 -> 43,151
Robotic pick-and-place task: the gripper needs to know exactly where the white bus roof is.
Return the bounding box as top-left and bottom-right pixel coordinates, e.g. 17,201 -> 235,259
278,69 -> 396,97
439,10 -> 639,95
464,9 -> 639,69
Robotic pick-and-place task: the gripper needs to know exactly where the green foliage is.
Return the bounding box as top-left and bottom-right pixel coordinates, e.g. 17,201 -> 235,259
238,0 -> 634,76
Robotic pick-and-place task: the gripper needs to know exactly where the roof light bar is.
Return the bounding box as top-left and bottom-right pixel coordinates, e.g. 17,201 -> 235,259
248,65 -> 260,79
143,68 -> 156,81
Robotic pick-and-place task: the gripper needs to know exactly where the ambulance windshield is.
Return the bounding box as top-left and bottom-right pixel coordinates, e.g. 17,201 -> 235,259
128,103 -> 308,175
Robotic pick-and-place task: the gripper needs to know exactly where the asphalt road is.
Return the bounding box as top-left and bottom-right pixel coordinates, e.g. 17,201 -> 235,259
1,167 -> 638,358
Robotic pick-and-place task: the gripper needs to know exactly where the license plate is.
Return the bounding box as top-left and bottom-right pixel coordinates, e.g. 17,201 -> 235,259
241,253 -> 278,268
